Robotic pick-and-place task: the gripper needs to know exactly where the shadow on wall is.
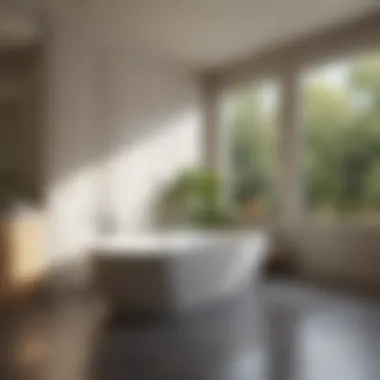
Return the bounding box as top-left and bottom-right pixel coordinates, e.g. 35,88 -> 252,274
46,45 -> 202,266
0,48 -> 44,205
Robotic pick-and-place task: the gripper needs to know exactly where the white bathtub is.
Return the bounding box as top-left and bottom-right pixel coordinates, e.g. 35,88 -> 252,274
91,231 -> 268,315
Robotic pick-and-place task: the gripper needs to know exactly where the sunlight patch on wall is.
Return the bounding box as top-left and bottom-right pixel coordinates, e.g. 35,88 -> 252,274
105,106 -> 201,231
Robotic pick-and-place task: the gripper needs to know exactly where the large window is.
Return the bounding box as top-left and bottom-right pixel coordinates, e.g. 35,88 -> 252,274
223,51 -> 380,223
228,80 -> 279,224
303,52 -> 380,219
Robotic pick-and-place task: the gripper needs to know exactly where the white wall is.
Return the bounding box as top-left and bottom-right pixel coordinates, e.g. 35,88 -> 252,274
280,223 -> 380,288
45,7 -> 97,274
103,52 -> 201,231
45,7 -> 202,274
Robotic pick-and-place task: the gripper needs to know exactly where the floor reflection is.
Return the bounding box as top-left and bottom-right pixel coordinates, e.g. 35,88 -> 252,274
91,293 -> 265,380
2,280 -> 380,380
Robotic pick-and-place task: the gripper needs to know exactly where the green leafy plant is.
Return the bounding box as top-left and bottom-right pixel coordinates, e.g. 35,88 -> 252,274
157,168 -> 236,228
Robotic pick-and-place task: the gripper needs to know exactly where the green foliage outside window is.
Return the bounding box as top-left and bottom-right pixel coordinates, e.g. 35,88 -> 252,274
231,53 -> 380,219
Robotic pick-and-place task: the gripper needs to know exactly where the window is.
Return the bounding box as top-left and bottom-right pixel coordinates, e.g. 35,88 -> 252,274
227,80 -> 279,224
303,52 -> 380,219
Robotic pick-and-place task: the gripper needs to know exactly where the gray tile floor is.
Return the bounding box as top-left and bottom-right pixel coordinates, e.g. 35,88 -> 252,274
1,279 -> 380,380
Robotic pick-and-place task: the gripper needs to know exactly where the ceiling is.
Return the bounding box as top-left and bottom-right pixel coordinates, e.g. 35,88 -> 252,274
3,0 -> 380,69
88,0 -> 380,69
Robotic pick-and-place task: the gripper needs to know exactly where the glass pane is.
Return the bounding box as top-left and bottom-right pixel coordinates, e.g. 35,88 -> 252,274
227,80 -> 279,224
303,52 -> 380,219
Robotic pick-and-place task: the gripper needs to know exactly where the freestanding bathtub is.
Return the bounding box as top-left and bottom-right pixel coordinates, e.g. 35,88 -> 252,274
91,231 -> 268,316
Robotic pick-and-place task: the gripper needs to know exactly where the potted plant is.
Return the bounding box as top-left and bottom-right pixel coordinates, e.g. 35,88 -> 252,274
157,168 -> 236,229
